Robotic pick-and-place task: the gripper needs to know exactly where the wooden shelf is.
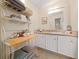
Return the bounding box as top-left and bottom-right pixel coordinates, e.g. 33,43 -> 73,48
6,34 -> 35,46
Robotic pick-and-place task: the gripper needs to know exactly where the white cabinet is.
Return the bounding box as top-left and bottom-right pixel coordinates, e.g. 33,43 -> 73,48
35,34 -> 58,52
36,34 -> 46,49
29,37 -> 36,46
46,35 -> 58,52
29,35 -> 39,46
29,34 -> 46,49
29,34 -> 77,58
58,36 -> 77,58
29,34 -> 58,52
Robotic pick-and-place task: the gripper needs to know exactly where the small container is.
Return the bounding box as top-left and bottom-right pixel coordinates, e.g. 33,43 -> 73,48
67,25 -> 72,31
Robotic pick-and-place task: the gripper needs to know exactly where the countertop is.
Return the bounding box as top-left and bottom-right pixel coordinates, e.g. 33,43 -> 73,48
6,34 -> 35,46
35,32 -> 78,37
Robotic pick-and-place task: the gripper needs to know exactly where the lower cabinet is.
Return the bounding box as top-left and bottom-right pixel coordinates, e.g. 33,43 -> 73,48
45,35 -> 58,52
30,34 -> 77,58
34,34 -> 58,52
35,34 -> 46,49
29,37 -> 37,46
29,34 -> 46,49
58,36 -> 77,58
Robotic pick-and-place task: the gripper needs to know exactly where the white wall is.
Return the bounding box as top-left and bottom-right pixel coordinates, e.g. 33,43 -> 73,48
36,0 -> 69,30
25,0 -> 39,31
20,0 -> 41,32
24,0 -> 78,31
35,0 -> 78,31
30,4 -> 40,31
68,0 -> 78,31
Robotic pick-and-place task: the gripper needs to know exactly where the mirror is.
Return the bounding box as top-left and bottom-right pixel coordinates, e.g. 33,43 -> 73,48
48,11 -> 64,30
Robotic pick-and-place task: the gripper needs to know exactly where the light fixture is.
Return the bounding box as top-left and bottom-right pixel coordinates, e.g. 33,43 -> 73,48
48,9 -> 62,14
48,6 -> 59,11
48,6 -> 64,14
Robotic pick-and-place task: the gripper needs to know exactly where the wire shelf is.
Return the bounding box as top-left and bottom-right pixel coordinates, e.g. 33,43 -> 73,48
0,0 -> 32,59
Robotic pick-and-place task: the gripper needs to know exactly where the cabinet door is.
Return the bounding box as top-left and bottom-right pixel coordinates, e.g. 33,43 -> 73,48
58,36 -> 77,58
29,35 -> 40,46
36,34 -> 46,49
46,35 -> 58,52
29,37 -> 37,46
29,34 -> 46,49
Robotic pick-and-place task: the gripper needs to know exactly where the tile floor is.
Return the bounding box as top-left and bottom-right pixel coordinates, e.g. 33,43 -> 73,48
31,47 -> 74,59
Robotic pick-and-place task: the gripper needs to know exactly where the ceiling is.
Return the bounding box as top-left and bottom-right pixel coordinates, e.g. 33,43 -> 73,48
31,0 -> 60,8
